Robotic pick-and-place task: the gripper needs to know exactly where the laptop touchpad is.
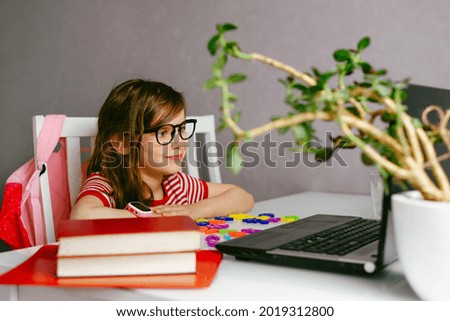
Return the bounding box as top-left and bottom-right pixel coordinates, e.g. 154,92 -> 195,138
231,227 -> 320,250
279,221 -> 331,229
231,231 -> 292,249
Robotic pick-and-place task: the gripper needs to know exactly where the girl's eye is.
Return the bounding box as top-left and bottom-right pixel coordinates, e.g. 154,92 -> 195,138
157,126 -> 172,139
158,129 -> 170,138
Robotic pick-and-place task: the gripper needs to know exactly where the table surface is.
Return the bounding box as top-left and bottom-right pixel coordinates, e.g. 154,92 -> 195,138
0,192 -> 419,300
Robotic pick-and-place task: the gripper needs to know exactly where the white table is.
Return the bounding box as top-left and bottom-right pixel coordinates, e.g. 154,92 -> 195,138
0,192 -> 419,300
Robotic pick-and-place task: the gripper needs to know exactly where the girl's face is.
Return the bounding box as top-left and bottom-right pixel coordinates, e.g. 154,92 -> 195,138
139,111 -> 188,177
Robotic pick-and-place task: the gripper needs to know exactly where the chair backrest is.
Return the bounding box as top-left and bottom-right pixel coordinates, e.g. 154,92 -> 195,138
33,114 -> 221,243
184,115 -> 222,184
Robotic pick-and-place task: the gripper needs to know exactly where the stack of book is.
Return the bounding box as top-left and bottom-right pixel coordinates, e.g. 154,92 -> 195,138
56,216 -> 201,278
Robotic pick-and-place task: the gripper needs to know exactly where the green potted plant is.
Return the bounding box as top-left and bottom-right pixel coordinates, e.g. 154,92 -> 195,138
204,23 -> 450,300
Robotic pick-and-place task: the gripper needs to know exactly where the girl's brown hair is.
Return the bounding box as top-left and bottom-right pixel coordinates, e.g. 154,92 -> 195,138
87,79 -> 185,208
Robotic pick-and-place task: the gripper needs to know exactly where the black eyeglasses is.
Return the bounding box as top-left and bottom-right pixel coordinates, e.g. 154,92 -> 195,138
143,119 -> 197,145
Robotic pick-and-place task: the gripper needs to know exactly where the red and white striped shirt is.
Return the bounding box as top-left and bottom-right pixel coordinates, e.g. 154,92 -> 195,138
77,172 -> 209,208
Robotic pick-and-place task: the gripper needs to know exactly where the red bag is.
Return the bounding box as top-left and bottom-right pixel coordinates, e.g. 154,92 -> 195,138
0,115 -> 71,249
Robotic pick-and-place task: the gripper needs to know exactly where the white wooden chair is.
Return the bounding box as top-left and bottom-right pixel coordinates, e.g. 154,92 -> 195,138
33,114 -> 221,243
184,115 -> 222,183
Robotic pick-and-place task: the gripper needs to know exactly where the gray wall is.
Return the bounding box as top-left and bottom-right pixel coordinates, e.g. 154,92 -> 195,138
1,0 -> 450,205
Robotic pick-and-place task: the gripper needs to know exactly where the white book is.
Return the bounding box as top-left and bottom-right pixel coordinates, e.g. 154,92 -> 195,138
57,251 -> 196,277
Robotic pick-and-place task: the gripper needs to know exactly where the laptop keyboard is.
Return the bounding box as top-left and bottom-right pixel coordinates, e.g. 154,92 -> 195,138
279,219 -> 381,256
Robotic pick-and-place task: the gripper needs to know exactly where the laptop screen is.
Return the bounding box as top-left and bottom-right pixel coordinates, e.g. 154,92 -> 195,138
377,84 -> 450,268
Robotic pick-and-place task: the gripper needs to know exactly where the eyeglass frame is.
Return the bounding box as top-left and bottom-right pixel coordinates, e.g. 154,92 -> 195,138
143,119 -> 197,145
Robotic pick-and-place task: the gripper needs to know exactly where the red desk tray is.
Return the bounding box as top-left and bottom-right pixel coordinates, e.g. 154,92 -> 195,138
0,245 -> 222,289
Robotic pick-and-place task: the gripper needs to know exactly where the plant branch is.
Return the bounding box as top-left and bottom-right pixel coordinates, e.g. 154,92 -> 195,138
206,24 -> 450,201
416,128 -> 450,193
442,110 -> 450,151
349,97 -> 367,119
339,119 -> 410,179
247,111 -> 335,138
340,114 -> 405,156
251,53 -> 317,86
220,83 -> 245,138
401,114 -> 424,166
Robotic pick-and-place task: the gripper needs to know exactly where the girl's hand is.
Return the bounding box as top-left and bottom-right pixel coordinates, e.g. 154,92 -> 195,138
150,183 -> 254,220
151,204 -> 201,219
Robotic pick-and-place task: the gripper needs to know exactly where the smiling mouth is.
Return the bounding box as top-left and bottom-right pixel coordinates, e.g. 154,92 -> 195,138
165,154 -> 183,161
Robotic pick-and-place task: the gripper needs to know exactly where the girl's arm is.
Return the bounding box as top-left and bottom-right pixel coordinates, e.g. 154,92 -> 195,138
151,182 -> 254,220
70,195 -> 136,220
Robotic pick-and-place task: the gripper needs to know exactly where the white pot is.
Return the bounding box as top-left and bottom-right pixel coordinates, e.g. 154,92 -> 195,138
392,191 -> 450,300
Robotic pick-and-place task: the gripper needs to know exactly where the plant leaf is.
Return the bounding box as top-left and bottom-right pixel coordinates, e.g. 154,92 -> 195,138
317,71 -> 336,87
227,73 -> 247,84
346,107 -> 359,116
291,125 -> 308,146
232,112 -> 241,123
381,112 -> 396,123
203,77 -> 219,90
224,41 -> 241,57
220,23 -> 237,33
277,127 -> 289,135
359,62 -> 372,74
344,63 -> 355,75
411,117 -> 423,128
333,49 -> 351,62
312,67 -> 322,77
226,144 -> 243,175
333,136 -> 355,149
314,147 -> 333,162
215,53 -> 228,69
228,92 -> 237,102
375,84 -> 391,97
292,83 -> 307,91
357,37 -> 371,52
207,34 -> 220,55
361,152 -> 375,165
217,117 -> 227,132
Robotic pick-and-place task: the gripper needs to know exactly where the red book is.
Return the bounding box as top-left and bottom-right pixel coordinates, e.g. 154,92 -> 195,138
57,216 -> 201,257
57,251 -> 197,277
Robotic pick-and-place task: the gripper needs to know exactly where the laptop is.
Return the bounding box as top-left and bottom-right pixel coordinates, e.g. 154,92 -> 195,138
216,191 -> 397,274
217,84 -> 450,275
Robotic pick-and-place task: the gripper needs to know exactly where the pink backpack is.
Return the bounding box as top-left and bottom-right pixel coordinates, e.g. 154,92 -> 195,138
0,115 -> 72,249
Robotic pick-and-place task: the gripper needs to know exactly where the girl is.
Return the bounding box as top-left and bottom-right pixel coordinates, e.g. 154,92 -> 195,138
70,79 -> 254,220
